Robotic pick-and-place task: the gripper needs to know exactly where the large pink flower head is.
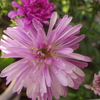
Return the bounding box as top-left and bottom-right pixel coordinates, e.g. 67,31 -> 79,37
84,72 -> 100,95
0,12 -> 92,100
8,0 -> 55,24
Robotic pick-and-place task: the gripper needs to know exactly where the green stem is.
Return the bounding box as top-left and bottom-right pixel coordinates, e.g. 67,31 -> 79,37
89,10 -> 97,29
69,0 -> 75,17
89,1 -> 98,28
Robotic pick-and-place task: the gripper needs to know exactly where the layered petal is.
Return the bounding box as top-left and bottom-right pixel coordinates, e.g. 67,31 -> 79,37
8,0 -> 55,25
0,12 -> 92,100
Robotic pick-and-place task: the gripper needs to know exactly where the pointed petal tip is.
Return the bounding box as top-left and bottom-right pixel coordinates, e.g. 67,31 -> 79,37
77,24 -> 82,29
8,11 -> 17,19
12,1 -> 20,7
85,56 -> 92,62
12,1 -> 17,4
79,24 -> 82,27
1,55 -> 7,58
82,34 -> 85,38
69,16 -> 73,20
52,12 -> 57,16
0,73 -> 6,77
51,12 -> 57,21
80,34 -> 85,40
84,84 -> 91,89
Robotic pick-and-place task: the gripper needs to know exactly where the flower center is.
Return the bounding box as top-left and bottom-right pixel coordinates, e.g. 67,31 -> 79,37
38,47 -> 51,59
35,4 -> 41,8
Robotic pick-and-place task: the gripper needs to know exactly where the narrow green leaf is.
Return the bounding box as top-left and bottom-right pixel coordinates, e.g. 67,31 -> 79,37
0,58 -> 14,72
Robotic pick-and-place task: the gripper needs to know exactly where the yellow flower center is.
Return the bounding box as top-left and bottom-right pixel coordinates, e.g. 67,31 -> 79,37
38,48 -> 51,59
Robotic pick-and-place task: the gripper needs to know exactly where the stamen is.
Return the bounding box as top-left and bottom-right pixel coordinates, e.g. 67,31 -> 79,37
35,4 -> 41,8
38,47 -> 51,59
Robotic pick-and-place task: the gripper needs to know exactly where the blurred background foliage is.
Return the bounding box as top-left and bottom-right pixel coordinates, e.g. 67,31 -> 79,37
0,0 -> 100,100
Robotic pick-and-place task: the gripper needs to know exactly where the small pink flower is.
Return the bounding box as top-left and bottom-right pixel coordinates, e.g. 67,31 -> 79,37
84,72 -> 100,95
0,12 -> 92,100
8,0 -> 55,24
97,0 -> 100,3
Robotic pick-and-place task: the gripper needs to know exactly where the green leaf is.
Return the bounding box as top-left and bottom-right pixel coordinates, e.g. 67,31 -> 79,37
0,58 -> 14,72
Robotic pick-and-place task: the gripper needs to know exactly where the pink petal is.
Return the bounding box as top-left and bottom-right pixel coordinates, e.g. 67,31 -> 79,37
67,59 -> 88,68
45,67 -> 51,87
55,24 -> 82,44
64,35 -> 85,46
8,11 -> 17,19
70,72 -> 78,79
55,16 -> 72,36
66,75 -> 74,87
12,1 -> 22,8
1,53 -> 22,58
47,12 -> 57,36
40,73 -> 47,95
53,48 -> 73,55
0,59 -> 25,74
51,67 -> 68,86
69,44 -> 80,50
32,19 -> 43,30
84,84 -> 91,89
67,53 -> 92,62
53,58 -> 67,69
72,66 -> 85,77
37,28 -> 46,44
44,57 -> 52,64
17,9 -> 25,16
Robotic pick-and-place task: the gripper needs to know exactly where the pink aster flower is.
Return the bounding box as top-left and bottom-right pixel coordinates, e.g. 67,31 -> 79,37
0,12 -> 92,100
8,0 -> 55,24
84,72 -> 100,95
97,0 -> 100,3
